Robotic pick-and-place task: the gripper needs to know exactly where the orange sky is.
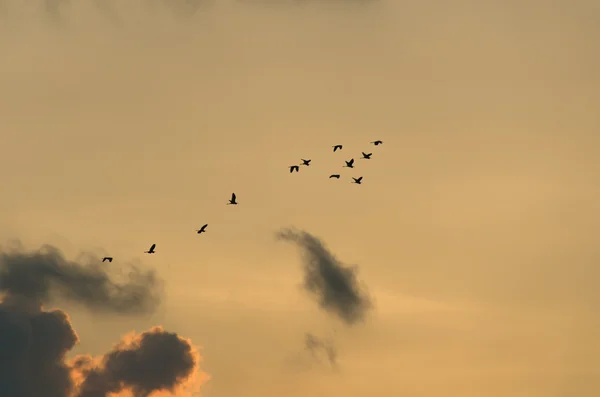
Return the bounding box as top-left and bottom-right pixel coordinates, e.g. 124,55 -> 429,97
1,1 -> 599,396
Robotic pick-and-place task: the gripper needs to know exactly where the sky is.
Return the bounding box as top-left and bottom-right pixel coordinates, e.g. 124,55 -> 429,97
0,0 -> 599,396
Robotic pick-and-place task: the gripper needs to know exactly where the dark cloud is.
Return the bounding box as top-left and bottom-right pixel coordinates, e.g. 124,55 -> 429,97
73,326 -> 200,397
304,333 -> 337,367
0,243 -> 204,397
276,228 -> 372,326
0,243 -> 162,314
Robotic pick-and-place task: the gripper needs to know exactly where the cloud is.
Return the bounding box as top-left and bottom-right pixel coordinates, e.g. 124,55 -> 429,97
276,228 -> 372,326
0,243 -> 162,315
304,332 -> 337,367
72,326 -> 202,397
0,243 -> 205,397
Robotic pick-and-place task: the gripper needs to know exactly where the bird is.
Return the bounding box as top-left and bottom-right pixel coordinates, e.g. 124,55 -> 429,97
371,140 -> 383,145
332,144 -> 343,152
301,159 -> 311,166
102,257 -> 113,263
351,176 -> 363,184
361,152 -> 372,159
144,244 -> 156,254
196,224 -> 208,234
289,165 -> 299,173
329,174 -> 341,179
343,159 -> 355,168
227,192 -> 238,205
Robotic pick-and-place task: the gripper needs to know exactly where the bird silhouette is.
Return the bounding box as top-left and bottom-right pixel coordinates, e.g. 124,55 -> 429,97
227,193 -> 238,205
329,174 -> 341,179
352,176 -> 363,184
361,152 -> 372,159
343,159 -> 355,168
371,140 -> 383,145
332,145 -> 343,152
289,165 -> 299,173
196,224 -> 208,234
144,244 -> 156,254
102,257 -> 113,263
301,159 -> 311,166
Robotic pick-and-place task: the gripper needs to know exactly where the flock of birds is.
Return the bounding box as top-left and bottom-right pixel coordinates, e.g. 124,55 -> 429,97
100,139 -> 383,263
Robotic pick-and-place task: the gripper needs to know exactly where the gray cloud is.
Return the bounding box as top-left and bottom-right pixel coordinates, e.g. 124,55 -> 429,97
0,243 -> 162,314
304,332 -> 337,367
0,242 -> 204,397
276,228 -> 372,326
73,326 -> 200,397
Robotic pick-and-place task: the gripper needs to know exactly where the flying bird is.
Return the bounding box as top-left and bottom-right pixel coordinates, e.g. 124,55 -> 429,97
289,165 -> 299,173
329,174 -> 341,179
361,152 -> 372,159
301,159 -> 311,166
332,145 -> 343,152
371,140 -> 383,145
196,224 -> 208,234
352,176 -> 363,184
227,193 -> 238,205
343,159 -> 355,168
102,257 -> 113,263
144,244 -> 156,254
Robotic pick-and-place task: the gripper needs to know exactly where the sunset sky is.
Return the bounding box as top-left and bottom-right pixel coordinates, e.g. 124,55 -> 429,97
1,0 -> 599,396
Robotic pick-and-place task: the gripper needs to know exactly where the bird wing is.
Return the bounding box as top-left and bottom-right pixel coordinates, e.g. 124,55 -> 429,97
150,243 -> 156,251
357,177 -> 363,182
349,159 -> 354,165
202,224 -> 208,230
362,152 -> 367,156
231,193 -> 236,201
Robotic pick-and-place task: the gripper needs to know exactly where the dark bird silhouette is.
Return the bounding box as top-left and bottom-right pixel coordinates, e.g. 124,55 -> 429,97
332,145 -> 343,152
144,244 -> 156,254
289,165 -> 300,173
102,257 -> 113,263
352,176 -> 363,184
361,152 -> 372,159
301,159 -> 311,166
371,140 -> 383,145
196,224 -> 208,234
344,159 -> 355,168
227,192 -> 238,205
329,174 -> 341,179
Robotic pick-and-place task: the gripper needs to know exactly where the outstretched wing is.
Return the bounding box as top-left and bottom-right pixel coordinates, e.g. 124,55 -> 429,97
357,177 -> 363,182
202,224 -> 208,231
349,158 -> 354,165
231,193 -> 236,201
149,243 -> 156,251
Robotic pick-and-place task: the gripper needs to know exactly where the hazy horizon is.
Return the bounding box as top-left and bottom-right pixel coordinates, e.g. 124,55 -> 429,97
1,0 -> 599,396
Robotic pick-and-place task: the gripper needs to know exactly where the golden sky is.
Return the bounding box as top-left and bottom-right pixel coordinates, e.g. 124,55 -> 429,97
1,0 -> 599,396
